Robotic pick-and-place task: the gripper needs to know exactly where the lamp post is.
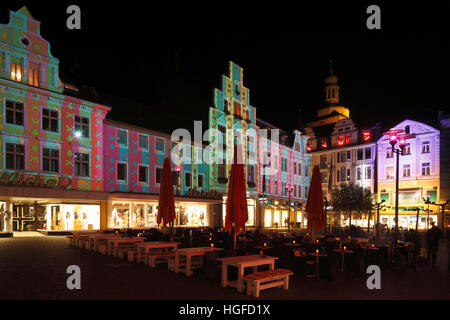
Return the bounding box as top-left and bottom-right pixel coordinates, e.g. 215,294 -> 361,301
175,165 -> 181,196
286,184 -> 294,233
382,129 -> 415,244
324,196 -> 329,236
423,194 -> 431,230
374,199 -> 385,239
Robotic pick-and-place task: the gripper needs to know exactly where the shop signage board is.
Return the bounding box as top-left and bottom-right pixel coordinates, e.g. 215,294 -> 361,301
0,171 -> 72,189
185,188 -> 221,199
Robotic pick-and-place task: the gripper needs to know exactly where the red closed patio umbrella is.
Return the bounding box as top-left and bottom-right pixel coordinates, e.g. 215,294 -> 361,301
157,158 -> 176,235
305,165 -> 326,237
225,145 -> 248,250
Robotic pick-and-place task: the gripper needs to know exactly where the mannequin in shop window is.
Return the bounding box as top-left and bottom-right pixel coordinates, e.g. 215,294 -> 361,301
65,212 -> 70,231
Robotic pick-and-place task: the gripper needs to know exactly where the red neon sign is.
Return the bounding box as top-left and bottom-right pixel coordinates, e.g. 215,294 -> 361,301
363,131 -> 371,142
321,140 -> 328,149
337,135 -> 344,146
306,140 -> 311,152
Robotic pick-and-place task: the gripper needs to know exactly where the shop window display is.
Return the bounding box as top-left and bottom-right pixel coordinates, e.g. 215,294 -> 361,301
222,197 -> 255,227
46,204 -> 100,231
130,203 -> 145,228
177,203 -> 207,227
111,203 -> 130,229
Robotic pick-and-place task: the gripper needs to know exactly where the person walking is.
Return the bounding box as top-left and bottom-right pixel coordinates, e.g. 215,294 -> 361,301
426,222 -> 443,266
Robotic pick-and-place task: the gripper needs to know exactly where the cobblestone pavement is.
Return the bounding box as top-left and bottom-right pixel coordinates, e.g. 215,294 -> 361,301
0,236 -> 449,300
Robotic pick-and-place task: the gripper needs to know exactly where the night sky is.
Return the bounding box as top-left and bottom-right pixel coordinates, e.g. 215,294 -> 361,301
2,1 -> 449,133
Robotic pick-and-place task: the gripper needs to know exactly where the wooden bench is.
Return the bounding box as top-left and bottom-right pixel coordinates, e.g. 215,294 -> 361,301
117,246 -> 136,260
98,244 -> 108,255
66,235 -> 74,246
114,244 -> 137,258
244,268 -> 293,298
148,252 -> 175,268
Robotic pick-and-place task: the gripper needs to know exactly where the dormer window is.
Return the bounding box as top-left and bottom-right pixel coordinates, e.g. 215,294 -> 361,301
235,83 -> 240,96
10,60 -> 23,82
405,125 -> 410,134
28,63 -> 39,87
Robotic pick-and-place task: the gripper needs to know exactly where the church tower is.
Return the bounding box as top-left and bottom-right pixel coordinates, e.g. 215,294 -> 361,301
306,59 -> 350,128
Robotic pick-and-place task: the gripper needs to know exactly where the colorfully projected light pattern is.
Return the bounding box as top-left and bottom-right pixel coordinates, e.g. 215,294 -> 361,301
0,8 -> 109,192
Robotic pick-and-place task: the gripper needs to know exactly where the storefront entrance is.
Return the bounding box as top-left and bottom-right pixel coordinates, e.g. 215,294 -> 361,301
13,205 -> 35,231
12,203 -> 46,231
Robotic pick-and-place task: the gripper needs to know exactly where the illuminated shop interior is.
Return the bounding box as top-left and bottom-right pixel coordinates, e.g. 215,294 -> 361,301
45,204 -> 100,231
222,197 -> 255,227
109,200 -> 210,229
263,206 -> 304,229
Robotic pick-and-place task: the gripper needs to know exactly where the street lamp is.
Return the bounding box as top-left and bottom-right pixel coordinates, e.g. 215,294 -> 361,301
175,165 -> 181,196
324,196 -> 329,236
374,199 -> 385,239
423,194 -> 431,230
382,129 -> 415,244
285,184 -> 294,233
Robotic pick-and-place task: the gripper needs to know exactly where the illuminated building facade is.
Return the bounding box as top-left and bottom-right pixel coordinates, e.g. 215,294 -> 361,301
377,119 -> 441,230
208,62 -> 311,230
0,7 -> 110,233
306,117 -> 377,227
103,119 -> 217,229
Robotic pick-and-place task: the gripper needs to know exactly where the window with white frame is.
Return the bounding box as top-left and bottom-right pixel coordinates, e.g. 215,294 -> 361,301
356,167 -> 362,180
74,152 -> 89,177
117,130 -> 127,146
421,141 -> 430,154
365,166 -> 372,179
6,143 -> 25,170
5,100 -> 24,126
386,166 -> 394,179
139,165 -> 148,183
117,163 -> 127,181
74,115 -> 89,138
403,164 -> 411,177
42,148 -> 59,173
422,162 -> 430,176
156,138 -> 165,153
42,108 -> 58,132
185,172 -> 192,187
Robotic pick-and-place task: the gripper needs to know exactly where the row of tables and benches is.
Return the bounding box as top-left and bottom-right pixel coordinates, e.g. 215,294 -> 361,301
68,231 -> 294,298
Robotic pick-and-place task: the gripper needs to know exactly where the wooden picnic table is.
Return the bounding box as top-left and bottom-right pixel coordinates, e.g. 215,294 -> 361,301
136,241 -> 180,263
89,234 -> 123,251
70,230 -> 102,246
218,255 -> 278,293
107,237 -> 145,256
174,247 -> 223,277
75,232 -> 104,248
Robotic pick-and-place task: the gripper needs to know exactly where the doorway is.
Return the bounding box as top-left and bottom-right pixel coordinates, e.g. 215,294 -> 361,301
12,204 -> 35,231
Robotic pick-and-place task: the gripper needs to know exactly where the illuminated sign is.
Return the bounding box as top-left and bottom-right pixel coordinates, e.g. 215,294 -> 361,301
0,171 -> 72,189
306,140 -> 311,152
321,140 -> 328,149
345,134 -> 350,144
185,188 -> 220,199
337,135 -> 344,146
363,130 -> 372,142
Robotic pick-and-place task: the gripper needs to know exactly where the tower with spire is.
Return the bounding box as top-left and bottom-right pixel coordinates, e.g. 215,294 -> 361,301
306,59 -> 350,128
